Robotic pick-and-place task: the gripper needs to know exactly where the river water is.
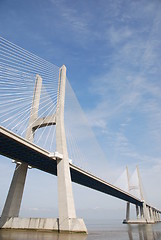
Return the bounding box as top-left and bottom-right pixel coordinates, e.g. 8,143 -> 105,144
0,219 -> 160,240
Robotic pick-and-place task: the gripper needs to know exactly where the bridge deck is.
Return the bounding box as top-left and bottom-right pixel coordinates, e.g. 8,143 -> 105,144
0,126 -> 146,207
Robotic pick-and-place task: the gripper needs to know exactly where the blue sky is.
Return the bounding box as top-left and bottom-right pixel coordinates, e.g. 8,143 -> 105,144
0,0 -> 161,220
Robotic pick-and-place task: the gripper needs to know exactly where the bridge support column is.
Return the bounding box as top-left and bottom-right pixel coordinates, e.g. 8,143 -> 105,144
155,211 -> 157,222
0,163 -> 28,227
142,202 -> 150,222
152,208 -> 155,222
153,210 -> 156,222
149,207 -> 154,223
140,205 -> 145,220
136,205 -> 139,219
56,65 -> 87,233
0,75 -> 42,228
125,202 -> 130,222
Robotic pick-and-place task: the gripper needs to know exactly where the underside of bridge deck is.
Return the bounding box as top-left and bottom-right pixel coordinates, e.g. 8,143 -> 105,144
0,127 -> 142,207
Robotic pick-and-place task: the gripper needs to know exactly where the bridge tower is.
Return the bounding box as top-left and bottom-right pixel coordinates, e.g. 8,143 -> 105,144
0,74 -> 42,228
124,166 -> 156,224
125,166 -> 130,222
0,65 -> 87,233
55,65 -> 86,232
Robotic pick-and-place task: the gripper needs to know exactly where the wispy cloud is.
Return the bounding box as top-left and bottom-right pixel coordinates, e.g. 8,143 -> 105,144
88,68 -> 161,160
85,1 -> 161,173
49,0 -> 92,47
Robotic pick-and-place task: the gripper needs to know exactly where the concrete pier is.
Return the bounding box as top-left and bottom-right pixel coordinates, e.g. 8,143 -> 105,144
1,217 -> 87,233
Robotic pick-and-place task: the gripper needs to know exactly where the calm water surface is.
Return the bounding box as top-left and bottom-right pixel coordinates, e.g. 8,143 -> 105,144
0,219 -> 161,240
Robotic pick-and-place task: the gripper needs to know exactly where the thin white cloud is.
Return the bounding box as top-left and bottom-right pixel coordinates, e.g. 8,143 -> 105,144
86,5 -> 161,170
49,0 -> 92,46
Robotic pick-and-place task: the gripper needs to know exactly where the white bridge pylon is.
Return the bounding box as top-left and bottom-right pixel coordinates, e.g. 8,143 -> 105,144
0,65 -> 87,233
124,166 -> 160,224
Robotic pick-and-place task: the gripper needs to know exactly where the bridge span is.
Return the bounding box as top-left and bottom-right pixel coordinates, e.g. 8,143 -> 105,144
1,126 -> 161,216
0,126 -> 143,206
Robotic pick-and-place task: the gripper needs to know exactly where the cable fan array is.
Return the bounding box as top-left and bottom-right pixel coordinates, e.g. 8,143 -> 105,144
0,36 -> 59,152
65,79 -> 108,178
0,36 -> 108,180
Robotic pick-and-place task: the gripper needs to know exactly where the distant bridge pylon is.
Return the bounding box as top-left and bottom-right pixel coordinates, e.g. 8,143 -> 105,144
123,166 -> 160,224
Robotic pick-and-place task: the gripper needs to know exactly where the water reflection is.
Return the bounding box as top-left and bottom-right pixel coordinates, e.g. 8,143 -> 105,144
0,229 -> 87,240
127,224 -> 161,240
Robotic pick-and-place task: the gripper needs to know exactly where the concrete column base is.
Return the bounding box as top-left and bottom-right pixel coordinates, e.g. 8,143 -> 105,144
0,217 -> 87,233
59,218 -> 87,233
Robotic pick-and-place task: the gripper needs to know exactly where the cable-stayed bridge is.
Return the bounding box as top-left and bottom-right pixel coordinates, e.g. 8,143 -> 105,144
0,37 -> 160,233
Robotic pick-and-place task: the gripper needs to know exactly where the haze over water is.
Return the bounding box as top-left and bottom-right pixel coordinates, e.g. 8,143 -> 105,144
0,220 -> 161,240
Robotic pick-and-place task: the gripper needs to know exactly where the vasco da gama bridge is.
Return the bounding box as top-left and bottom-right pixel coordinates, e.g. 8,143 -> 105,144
0,37 -> 160,233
